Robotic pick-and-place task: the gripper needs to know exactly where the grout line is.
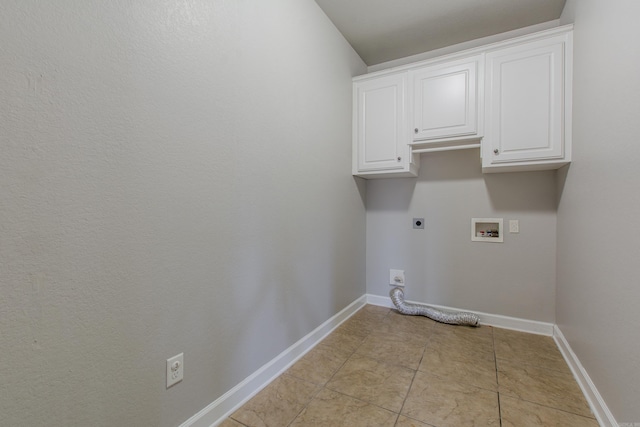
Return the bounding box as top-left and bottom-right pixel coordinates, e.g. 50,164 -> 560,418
397,358 -> 420,420
314,388 -> 401,417
492,326 -> 503,427
227,417 -> 249,427
286,304 -> 385,426
286,306 -> 375,427
283,375 -> 323,427
324,305 -> 416,419
508,396 -> 600,420
231,305 -> 590,427
397,328 -> 430,417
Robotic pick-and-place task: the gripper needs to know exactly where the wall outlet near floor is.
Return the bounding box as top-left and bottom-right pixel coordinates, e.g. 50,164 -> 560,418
389,269 -> 405,287
509,220 -> 520,233
166,353 -> 184,388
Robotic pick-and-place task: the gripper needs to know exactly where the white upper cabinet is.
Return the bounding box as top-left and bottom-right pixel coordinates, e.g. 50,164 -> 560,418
482,29 -> 572,172
410,55 -> 482,144
351,25 -> 573,178
352,72 -> 419,178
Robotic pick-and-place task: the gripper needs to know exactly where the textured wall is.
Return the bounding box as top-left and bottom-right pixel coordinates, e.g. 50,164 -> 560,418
557,0 -> 640,422
0,1 -> 366,425
366,149 -> 558,322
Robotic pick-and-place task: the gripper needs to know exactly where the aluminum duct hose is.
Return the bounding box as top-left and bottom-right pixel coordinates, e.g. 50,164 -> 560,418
389,287 -> 479,327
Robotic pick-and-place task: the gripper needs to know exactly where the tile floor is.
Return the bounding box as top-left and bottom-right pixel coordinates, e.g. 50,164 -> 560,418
219,304 -> 599,427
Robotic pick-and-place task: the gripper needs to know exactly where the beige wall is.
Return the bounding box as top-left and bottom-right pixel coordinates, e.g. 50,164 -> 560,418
0,1 -> 366,425
366,149 -> 558,322
557,0 -> 640,423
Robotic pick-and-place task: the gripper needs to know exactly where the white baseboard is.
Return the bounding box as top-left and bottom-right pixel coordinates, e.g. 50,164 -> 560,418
180,295 -> 367,427
553,325 -> 618,427
369,293 -> 617,425
180,293 -> 616,427
366,293 -> 555,336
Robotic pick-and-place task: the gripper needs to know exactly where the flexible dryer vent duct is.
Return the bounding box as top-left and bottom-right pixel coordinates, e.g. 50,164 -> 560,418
390,287 -> 480,327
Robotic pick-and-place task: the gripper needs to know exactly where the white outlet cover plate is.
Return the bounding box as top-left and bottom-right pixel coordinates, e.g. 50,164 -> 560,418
509,220 -> 519,233
167,353 -> 184,388
389,269 -> 405,286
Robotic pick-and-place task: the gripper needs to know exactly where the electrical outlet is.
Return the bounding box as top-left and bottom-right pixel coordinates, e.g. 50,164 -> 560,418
509,220 -> 519,233
389,269 -> 405,287
166,353 -> 183,388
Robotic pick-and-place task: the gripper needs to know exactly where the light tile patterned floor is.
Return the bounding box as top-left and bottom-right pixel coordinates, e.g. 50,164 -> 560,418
220,305 -> 598,427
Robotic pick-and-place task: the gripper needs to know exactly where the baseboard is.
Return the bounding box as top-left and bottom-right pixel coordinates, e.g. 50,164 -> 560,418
553,325 -> 618,427
180,293 -> 616,427
368,293 -> 616,425
180,295 -> 367,427
366,293 -> 555,336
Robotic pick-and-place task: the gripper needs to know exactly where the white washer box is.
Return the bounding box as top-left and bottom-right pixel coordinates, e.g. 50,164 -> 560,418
471,218 -> 503,243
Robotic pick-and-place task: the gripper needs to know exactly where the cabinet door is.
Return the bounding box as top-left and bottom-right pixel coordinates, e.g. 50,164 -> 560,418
354,73 -> 408,173
411,56 -> 480,141
484,35 -> 568,167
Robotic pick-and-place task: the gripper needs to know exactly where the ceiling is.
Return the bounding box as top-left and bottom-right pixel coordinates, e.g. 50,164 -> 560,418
314,0 -> 567,66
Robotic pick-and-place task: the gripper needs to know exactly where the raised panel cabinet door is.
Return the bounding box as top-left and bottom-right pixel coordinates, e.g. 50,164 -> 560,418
355,73 -> 407,172
485,36 -> 566,164
411,56 -> 480,141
